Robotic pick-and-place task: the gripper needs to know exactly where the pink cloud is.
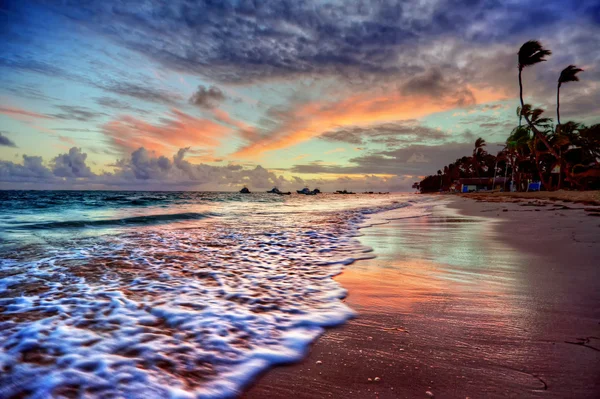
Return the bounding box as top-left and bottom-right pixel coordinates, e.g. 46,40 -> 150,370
102,108 -> 232,154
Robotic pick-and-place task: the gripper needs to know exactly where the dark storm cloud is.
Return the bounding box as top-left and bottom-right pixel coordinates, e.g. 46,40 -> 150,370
0,131 -> 17,147
2,0 -> 599,119
189,86 -> 226,109
401,68 -> 476,107
320,121 -> 448,146
31,0 -> 593,84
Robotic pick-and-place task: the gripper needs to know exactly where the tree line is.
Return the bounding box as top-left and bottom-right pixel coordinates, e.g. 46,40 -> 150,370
416,40 -> 600,193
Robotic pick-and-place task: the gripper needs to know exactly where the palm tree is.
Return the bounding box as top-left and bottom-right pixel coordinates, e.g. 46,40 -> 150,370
471,137 -> 487,176
550,121 -> 582,188
557,65 -> 583,126
473,137 -> 487,157
518,41 -> 559,160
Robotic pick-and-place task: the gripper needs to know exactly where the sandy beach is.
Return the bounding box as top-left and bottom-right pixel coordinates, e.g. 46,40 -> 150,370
243,197 -> 600,398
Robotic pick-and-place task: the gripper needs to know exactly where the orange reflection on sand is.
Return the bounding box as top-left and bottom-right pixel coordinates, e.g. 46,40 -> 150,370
336,206 -> 528,331
336,259 -> 454,313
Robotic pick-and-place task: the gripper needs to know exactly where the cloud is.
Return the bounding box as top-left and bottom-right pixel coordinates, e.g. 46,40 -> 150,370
0,82 -> 58,101
320,120 -> 449,147
51,147 -> 94,178
94,97 -> 150,115
189,85 -> 226,109
0,105 -> 53,120
31,0 -> 594,86
0,56 -> 73,80
0,155 -> 54,183
0,131 -> 17,147
96,81 -> 183,105
0,146 -> 418,191
290,141 -> 487,177
401,68 -> 476,107
51,105 -> 107,122
101,108 -> 231,154
232,85 -> 504,157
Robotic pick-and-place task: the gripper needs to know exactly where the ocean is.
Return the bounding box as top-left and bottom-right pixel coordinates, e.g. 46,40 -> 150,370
0,191 -> 432,398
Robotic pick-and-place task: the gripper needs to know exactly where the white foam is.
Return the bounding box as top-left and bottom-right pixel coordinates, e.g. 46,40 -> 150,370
0,196 -> 433,398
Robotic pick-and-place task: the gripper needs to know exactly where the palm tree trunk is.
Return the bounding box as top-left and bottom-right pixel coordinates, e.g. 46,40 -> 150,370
556,83 -> 561,126
519,69 -> 559,159
557,149 -> 562,189
533,138 -> 551,190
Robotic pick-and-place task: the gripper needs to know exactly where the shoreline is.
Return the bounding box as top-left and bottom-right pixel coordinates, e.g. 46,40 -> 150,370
243,197 -> 600,398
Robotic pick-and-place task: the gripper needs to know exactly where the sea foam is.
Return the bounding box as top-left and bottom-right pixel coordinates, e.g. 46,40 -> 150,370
0,196 -> 431,398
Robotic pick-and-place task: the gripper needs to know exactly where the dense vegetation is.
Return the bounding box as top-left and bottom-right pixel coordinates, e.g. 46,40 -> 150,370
417,41 -> 600,193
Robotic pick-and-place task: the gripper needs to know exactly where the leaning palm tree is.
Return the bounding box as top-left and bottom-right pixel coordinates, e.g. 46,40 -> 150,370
473,137 -> 487,157
557,65 -> 583,126
517,41 -> 558,160
472,137 -> 487,176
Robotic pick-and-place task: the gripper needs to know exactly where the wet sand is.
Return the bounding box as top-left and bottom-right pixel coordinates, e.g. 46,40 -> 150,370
459,189 -> 600,205
243,198 -> 600,398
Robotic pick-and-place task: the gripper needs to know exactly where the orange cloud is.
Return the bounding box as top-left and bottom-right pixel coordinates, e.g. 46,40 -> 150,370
0,105 -> 53,121
102,108 -> 231,154
233,85 -> 506,158
211,108 -> 258,141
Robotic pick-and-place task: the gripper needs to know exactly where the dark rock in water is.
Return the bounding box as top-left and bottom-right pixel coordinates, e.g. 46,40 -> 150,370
240,187 -> 251,194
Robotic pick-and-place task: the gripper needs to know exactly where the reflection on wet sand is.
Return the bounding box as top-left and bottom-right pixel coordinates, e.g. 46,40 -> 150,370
341,205 -> 525,314
244,200 -> 600,399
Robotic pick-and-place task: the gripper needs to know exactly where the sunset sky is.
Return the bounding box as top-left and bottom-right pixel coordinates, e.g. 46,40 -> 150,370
1,0 -> 599,191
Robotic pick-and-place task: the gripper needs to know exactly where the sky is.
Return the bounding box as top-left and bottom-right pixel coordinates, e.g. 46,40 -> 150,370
1,0 -> 599,191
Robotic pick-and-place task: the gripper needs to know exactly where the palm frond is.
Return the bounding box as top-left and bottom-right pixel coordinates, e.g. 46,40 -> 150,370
518,40 -> 552,69
558,65 -> 584,85
474,137 -> 486,148
530,108 -> 545,122
519,103 -> 532,117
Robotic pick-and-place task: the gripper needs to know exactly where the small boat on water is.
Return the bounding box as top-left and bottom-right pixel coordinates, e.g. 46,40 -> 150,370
267,187 -> 291,195
335,189 -> 355,195
296,187 -> 320,195
240,187 -> 251,194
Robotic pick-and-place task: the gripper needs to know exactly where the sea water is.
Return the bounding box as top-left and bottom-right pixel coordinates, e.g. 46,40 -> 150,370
0,191 -> 432,398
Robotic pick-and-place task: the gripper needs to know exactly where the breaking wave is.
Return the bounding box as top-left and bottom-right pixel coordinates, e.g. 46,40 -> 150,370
0,194 -> 431,398
13,212 -> 216,230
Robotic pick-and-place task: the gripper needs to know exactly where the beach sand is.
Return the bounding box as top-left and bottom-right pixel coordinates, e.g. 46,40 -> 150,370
458,189 -> 600,205
243,197 -> 600,398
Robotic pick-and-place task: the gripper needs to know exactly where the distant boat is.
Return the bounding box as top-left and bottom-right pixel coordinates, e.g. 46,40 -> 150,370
335,189 -> 355,195
267,187 -> 291,195
240,187 -> 251,194
297,187 -> 319,195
